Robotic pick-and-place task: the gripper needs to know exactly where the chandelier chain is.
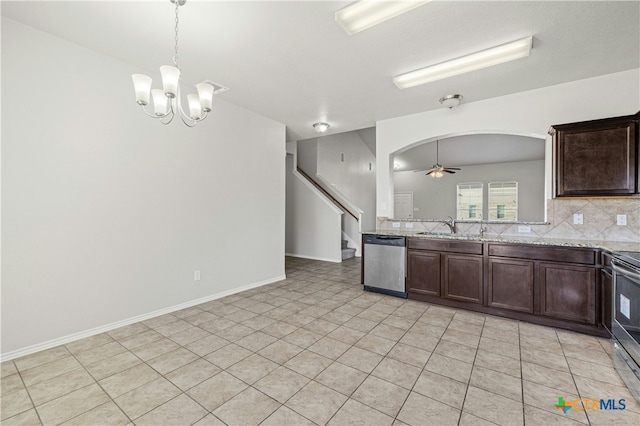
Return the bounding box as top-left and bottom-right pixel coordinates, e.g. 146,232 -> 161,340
173,1 -> 180,69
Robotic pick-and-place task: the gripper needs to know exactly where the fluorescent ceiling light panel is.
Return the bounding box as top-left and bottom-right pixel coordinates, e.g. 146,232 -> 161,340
393,36 -> 534,89
336,0 -> 432,35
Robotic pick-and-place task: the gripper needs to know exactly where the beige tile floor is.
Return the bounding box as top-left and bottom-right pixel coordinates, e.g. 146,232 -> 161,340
2,256 -> 640,425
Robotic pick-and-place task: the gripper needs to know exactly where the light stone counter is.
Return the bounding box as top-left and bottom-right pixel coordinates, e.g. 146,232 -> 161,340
363,230 -> 640,253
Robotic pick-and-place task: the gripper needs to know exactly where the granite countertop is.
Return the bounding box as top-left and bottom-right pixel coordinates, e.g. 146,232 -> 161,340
363,230 -> 640,253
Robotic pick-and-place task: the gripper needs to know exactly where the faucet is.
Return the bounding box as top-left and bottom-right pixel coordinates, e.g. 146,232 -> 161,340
441,216 -> 456,234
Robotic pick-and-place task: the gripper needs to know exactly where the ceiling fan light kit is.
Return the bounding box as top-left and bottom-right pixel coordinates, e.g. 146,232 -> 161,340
425,140 -> 461,179
131,0 -> 228,127
393,36 -> 533,89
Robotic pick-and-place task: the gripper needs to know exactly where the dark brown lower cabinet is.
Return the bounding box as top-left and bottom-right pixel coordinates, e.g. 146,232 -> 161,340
407,250 -> 440,297
539,262 -> 596,325
487,258 -> 534,313
405,237 -> 606,337
443,254 -> 483,304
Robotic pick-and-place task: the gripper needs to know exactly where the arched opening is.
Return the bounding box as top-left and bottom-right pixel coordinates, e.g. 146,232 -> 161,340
390,132 -> 548,223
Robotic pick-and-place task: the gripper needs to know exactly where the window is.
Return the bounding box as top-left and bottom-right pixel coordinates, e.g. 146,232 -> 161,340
489,181 -> 518,221
457,183 -> 483,221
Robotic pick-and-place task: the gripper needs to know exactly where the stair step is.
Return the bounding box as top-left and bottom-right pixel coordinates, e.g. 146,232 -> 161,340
341,247 -> 356,260
341,240 -> 349,249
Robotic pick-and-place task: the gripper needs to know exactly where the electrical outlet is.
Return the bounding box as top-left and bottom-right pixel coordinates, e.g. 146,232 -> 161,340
617,214 -> 627,226
194,270 -> 201,281
392,222 -> 401,228
405,222 -> 414,229
573,213 -> 583,225
518,226 -> 531,233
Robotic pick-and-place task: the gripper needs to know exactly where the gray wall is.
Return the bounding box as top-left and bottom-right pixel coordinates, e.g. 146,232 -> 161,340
316,131 -> 377,232
297,138 -> 318,176
2,18 -> 286,356
285,154 -> 342,262
393,160 -> 545,221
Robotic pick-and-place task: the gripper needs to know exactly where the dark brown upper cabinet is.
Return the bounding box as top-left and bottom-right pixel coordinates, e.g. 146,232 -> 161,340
550,112 -> 639,197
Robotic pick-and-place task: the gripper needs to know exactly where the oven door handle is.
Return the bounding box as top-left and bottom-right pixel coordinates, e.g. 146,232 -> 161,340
612,260 -> 640,281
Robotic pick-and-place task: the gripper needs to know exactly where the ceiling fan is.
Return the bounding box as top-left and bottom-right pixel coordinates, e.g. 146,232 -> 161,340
415,140 -> 461,178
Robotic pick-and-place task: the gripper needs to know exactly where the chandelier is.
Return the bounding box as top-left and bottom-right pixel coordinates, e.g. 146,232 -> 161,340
132,0 -> 222,127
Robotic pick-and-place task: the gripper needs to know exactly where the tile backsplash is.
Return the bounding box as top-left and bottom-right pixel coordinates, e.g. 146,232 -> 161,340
378,197 -> 640,243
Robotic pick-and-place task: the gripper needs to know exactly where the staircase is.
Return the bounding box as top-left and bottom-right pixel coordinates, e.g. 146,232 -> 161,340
341,240 -> 356,260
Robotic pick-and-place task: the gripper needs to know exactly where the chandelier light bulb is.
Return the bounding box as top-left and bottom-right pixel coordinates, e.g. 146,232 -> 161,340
160,66 -> 180,98
196,83 -> 214,112
187,94 -> 202,120
132,74 -> 152,105
152,89 -> 169,116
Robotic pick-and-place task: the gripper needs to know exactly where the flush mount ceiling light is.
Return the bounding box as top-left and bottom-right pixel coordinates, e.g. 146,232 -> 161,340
439,94 -> 463,109
313,122 -> 330,133
393,36 -> 533,89
335,0 -> 432,35
131,0 -> 228,127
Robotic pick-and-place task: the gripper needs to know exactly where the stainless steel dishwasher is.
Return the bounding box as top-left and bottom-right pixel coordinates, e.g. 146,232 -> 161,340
363,234 -> 407,298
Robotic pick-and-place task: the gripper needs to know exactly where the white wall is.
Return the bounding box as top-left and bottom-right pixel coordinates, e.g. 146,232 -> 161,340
1,18 -> 286,357
394,160 -> 545,221
285,154 -> 342,262
376,69 -> 640,219
316,131 -> 377,232
296,138 -> 318,176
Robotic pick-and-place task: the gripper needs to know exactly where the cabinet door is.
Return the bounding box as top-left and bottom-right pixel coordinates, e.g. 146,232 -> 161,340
600,268 -> 613,332
443,254 -> 483,304
554,117 -> 637,196
487,258 -> 535,313
407,250 -> 441,297
539,263 -> 596,324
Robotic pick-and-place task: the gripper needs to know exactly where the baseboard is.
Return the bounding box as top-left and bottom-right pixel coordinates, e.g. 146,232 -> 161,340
285,253 -> 342,263
0,274 -> 286,362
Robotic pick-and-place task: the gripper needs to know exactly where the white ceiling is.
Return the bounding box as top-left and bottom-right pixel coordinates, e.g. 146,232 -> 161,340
3,1 -> 639,142
392,134 -> 545,171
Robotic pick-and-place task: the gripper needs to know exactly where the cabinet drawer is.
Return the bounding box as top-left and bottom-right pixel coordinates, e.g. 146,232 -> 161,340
408,238 -> 483,255
488,244 -> 596,265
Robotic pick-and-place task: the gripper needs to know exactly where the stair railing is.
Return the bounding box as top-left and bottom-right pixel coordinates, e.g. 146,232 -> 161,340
296,167 -> 359,222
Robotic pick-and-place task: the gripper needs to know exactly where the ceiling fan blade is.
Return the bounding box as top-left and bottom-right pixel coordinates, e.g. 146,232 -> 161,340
443,170 -> 456,174
425,170 -> 435,175
444,167 -> 461,170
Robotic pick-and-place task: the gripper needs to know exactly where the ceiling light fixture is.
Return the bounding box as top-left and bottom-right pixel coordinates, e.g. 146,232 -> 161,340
393,36 -> 533,89
131,0 -> 227,127
313,122 -> 330,133
335,0 -> 432,35
439,94 -> 463,109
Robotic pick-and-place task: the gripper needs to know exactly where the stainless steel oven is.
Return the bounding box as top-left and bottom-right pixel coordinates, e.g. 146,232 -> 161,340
611,251 -> 640,404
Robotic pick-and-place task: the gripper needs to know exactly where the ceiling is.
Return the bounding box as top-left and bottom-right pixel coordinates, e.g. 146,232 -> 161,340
3,1 -> 639,142
392,134 -> 545,172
